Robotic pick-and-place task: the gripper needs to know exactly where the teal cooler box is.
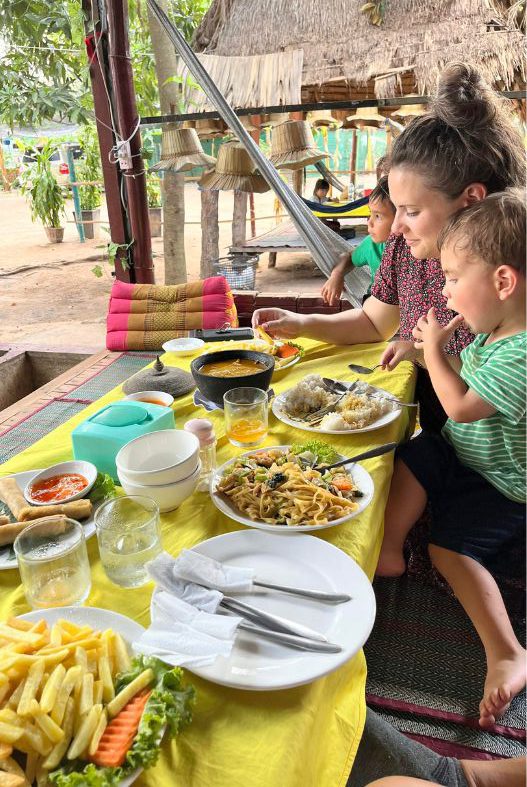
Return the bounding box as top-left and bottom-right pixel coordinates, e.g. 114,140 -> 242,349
72,401 -> 175,481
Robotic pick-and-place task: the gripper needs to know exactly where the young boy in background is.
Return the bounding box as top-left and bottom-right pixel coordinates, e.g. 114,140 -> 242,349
321,176 -> 395,305
377,190 -> 526,729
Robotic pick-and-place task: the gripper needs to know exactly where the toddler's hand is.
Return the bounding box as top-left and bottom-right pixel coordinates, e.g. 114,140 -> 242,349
380,340 -> 418,370
413,308 -> 464,350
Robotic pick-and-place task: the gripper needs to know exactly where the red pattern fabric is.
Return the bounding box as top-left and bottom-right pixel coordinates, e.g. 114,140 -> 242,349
371,234 -> 474,356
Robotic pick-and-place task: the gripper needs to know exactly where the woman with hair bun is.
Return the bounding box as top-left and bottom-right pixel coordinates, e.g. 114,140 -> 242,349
252,62 -> 524,430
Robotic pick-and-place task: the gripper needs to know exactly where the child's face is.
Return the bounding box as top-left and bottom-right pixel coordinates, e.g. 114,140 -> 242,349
315,187 -> 329,199
441,243 -> 498,334
367,197 -> 395,244
388,167 -> 467,259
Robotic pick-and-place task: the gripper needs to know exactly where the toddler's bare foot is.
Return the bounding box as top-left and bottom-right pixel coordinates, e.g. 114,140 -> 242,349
479,649 -> 527,728
376,547 -> 406,577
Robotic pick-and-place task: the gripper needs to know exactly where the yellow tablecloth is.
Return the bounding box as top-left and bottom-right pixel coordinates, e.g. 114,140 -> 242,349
0,340 -> 415,787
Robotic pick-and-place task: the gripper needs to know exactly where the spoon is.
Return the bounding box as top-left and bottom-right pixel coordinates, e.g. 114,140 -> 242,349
348,363 -> 383,374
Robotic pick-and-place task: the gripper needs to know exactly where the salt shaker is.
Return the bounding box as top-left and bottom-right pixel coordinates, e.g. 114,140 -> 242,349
184,419 -> 217,492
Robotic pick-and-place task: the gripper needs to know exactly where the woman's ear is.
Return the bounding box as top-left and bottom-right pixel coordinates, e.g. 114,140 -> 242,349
460,183 -> 487,206
494,265 -> 521,300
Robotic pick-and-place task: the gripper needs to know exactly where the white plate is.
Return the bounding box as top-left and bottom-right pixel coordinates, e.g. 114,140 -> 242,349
0,470 -> 97,571
20,607 -> 145,787
162,337 -> 205,356
272,389 -> 401,434
210,446 -> 373,532
173,530 -> 376,690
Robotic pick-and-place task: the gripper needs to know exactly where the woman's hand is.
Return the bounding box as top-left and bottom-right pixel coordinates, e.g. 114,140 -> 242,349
413,308 -> 464,351
251,308 -> 305,339
380,340 -> 419,370
321,271 -> 345,306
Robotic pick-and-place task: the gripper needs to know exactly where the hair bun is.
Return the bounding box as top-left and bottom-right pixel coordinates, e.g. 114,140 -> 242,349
433,62 -> 497,131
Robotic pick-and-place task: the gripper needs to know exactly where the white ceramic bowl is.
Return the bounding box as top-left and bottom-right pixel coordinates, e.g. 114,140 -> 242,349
24,460 -> 98,506
162,337 -> 205,356
124,390 -> 174,407
115,429 -> 200,486
117,462 -> 201,512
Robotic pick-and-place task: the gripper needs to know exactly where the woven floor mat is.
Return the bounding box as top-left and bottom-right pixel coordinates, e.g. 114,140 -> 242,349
65,352 -> 158,401
0,401 -> 87,465
365,576 -> 526,755
370,707 -> 526,760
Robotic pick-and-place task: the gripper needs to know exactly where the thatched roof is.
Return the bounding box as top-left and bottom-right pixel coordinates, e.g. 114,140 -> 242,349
192,0 -> 525,105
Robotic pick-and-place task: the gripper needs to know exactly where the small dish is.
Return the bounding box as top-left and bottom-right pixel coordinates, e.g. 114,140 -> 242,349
115,429 -> 200,485
117,462 -> 201,512
162,337 -> 205,356
24,460 -> 98,506
124,390 -> 174,407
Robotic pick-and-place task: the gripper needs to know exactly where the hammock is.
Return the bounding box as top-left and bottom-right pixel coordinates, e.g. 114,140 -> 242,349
147,0 -> 370,307
303,195 -> 370,219
314,160 -> 345,192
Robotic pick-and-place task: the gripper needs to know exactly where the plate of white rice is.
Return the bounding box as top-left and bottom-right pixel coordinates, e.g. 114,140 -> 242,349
272,374 -> 402,434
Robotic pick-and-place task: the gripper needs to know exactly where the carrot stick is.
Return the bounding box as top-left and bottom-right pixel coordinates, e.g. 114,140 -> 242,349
89,688 -> 151,768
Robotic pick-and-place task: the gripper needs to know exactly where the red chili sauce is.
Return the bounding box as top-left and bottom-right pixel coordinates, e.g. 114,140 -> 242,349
30,473 -> 88,503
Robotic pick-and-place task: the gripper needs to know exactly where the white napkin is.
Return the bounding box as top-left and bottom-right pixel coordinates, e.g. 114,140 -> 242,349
133,590 -> 242,667
147,552 -> 223,612
173,549 -> 254,593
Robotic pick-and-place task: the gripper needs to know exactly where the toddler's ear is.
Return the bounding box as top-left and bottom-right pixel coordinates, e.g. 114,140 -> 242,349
494,265 -> 522,300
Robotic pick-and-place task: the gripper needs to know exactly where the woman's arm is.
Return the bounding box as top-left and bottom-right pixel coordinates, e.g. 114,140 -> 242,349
252,296 -> 400,344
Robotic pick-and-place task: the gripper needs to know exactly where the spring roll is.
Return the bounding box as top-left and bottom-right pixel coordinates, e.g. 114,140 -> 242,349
0,515 -> 68,547
0,478 -> 28,520
18,498 -> 93,522
0,515 -> 10,526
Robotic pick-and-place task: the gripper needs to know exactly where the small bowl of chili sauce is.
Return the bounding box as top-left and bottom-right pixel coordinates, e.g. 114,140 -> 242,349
24,460 -> 98,506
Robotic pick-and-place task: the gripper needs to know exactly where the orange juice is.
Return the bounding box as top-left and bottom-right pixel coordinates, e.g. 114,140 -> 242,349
227,418 -> 267,446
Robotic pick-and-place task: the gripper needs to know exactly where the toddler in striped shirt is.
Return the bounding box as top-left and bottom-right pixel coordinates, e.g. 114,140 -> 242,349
377,190 -> 526,729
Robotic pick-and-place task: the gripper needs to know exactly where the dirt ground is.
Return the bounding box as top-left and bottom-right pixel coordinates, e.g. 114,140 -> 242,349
0,184 -> 326,351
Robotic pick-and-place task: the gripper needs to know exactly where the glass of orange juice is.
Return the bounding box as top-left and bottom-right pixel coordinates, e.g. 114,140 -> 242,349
224,387 -> 268,448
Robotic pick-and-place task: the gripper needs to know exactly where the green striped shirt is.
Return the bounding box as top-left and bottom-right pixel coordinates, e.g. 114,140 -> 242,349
443,332 -> 526,503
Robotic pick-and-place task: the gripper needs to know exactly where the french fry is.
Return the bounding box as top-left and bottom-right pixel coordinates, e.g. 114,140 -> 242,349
17,723 -> 51,757
0,627 -> 43,648
88,708 -> 107,757
112,633 -> 131,675
85,650 -> 98,675
74,646 -> 88,672
0,773 -> 25,787
24,752 -> 37,785
17,660 -> 45,716
78,673 -> 94,718
106,668 -> 153,719
49,625 -> 62,647
39,664 -> 66,715
7,679 -> 25,709
42,697 -> 74,771
34,713 -> 64,745
0,756 -> 30,786
0,686 -> 10,707
0,745 -> 11,762
97,653 -> 114,703
0,724 -> 23,746
50,665 -> 81,726
5,620 -> 32,632
67,704 -> 101,760
93,680 -> 103,705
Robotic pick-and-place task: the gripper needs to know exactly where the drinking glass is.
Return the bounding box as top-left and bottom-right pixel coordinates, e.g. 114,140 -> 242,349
14,518 -> 91,609
94,495 -> 161,588
224,387 -> 268,447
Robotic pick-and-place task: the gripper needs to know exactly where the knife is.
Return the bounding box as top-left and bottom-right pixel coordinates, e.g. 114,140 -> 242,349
220,597 -> 328,642
237,621 -> 342,653
315,442 -> 398,472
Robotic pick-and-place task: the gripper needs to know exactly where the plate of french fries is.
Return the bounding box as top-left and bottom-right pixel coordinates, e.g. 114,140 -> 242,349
0,472 -> 96,571
0,607 -> 145,786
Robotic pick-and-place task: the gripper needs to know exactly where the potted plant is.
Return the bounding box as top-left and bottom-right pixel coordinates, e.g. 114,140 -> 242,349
18,141 -> 66,243
77,124 -> 103,239
147,177 -> 163,237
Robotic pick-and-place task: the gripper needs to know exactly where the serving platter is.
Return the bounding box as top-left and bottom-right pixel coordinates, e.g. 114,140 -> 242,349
210,445 -> 373,533
0,470 -> 97,571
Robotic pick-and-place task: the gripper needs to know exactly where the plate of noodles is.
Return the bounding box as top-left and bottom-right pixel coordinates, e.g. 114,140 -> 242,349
272,374 -> 401,434
210,444 -> 373,532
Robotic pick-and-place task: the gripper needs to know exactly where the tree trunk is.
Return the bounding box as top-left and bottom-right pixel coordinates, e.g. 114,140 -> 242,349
200,189 -> 219,278
232,190 -> 247,246
147,0 -> 186,284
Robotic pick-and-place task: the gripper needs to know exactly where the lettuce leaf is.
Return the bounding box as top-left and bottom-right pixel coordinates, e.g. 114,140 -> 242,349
89,473 -> 116,504
290,440 -> 339,464
49,656 -> 195,787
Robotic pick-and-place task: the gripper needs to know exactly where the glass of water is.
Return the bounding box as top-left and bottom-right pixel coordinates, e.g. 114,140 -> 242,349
94,495 -> 161,588
14,518 -> 91,609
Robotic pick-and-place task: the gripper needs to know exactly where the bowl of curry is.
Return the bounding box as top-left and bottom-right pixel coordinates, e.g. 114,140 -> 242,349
191,350 -> 275,407
23,460 -> 98,506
